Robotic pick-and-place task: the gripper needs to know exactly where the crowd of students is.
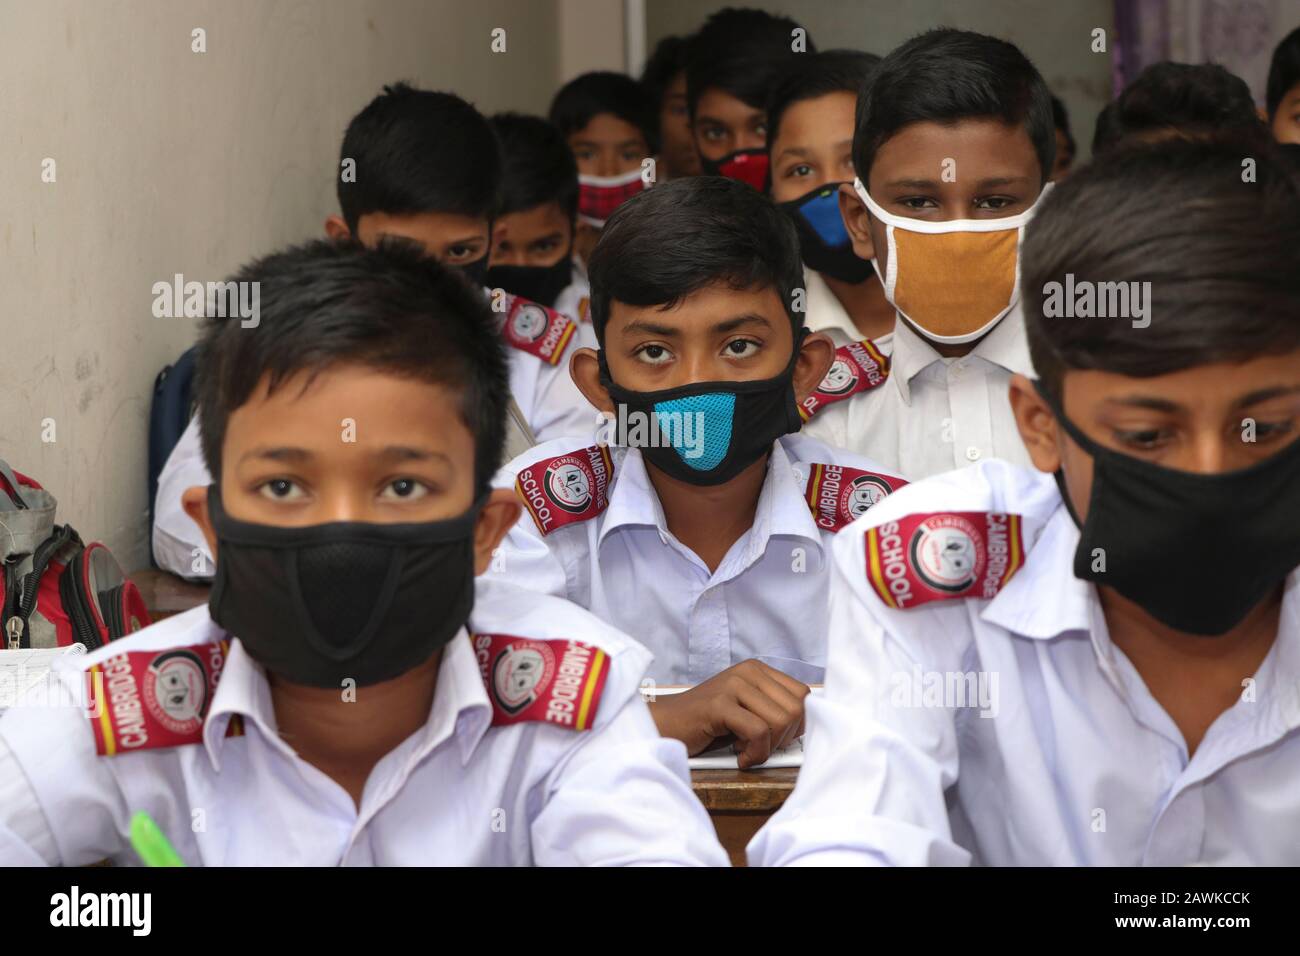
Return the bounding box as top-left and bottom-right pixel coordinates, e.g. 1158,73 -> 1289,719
2,8 -> 1299,866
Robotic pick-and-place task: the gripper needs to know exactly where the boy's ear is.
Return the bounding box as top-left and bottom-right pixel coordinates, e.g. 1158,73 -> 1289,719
181,485 -> 219,559
792,330 -> 835,404
1008,374 -> 1063,474
324,215 -> 351,240
569,347 -> 616,415
838,182 -> 875,262
473,488 -> 523,575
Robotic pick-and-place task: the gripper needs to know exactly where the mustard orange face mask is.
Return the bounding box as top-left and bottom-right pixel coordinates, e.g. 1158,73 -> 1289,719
853,178 -> 1051,345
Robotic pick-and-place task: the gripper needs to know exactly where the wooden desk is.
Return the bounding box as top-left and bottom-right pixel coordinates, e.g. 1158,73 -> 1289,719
692,767 -> 798,866
129,569 -> 212,622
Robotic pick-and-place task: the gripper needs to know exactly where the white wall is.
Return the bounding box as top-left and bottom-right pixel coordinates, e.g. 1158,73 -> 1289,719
643,0 -> 1116,160
0,0 -> 560,569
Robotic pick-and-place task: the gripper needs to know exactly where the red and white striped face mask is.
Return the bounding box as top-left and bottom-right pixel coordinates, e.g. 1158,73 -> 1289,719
577,169 -> 648,227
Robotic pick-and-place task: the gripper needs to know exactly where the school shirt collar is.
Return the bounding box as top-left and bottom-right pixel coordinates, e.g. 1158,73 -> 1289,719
804,269 -> 859,342
888,303 -> 1034,405
598,440 -> 824,556
982,499 -> 1300,736
203,629 -> 493,771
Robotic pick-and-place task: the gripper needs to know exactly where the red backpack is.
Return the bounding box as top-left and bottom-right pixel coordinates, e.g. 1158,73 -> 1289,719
0,460 -> 151,651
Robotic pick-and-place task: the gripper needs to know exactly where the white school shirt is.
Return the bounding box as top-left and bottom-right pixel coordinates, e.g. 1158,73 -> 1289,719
488,433 -> 907,685
552,266 -> 592,328
801,306 -> 1033,480
803,268 -> 894,354
747,459 -> 1300,866
150,291 -> 598,578
0,578 -> 727,866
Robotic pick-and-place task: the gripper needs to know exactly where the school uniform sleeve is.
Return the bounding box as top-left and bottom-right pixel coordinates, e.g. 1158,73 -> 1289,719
531,669 -> 728,866
527,321 -> 600,443
746,519 -> 971,867
0,673 -> 128,866
152,415 -> 214,579
485,441 -> 593,603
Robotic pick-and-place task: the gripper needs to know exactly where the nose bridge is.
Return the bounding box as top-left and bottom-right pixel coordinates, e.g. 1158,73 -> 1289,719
736,128 -> 765,152
595,146 -> 621,179
1188,423 -> 1232,474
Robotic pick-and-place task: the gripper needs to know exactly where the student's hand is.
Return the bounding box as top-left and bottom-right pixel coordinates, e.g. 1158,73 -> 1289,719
648,660 -> 810,768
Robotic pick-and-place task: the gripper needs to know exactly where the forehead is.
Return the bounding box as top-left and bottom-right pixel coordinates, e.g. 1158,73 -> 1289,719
606,282 -> 792,337
1063,350 -> 1300,410
773,91 -> 856,150
867,117 -> 1040,186
356,210 -> 490,251
695,88 -> 763,124
570,113 -> 646,145
495,203 -> 571,240
223,365 -> 473,459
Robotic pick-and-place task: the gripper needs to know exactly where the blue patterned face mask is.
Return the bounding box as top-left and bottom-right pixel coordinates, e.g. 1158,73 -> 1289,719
597,333 -> 806,485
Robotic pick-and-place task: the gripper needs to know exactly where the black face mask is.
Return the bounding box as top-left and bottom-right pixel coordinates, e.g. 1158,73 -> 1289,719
455,254 -> 490,288
483,255 -> 573,308
206,486 -> 482,687
597,332 -> 806,486
777,183 -> 876,286
1036,382 -> 1300,637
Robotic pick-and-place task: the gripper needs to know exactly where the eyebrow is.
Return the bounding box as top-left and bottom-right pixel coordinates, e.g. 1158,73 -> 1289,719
572,138 -> 644,150
883,178 -> 940,190
527,232 -> 565,247
237,446 -> 452,465
1102,396 -> 1182,413
620,312 -> 774,339
1234,385 -> 1300,408
881,175 -> 1032,190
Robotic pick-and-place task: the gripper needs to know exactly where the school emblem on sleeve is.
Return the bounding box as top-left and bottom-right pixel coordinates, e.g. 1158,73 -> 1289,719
499,294 -> 577,366
515,444 -> 614,535
803,463 -> 908,532
473,633 -> 611,730
544,458 -> 593,514
141,649 -> 208,736
87,638 -> 243,756
865,511 -> 1025,610
799,338 -> 889,421
491,641 -> 557,716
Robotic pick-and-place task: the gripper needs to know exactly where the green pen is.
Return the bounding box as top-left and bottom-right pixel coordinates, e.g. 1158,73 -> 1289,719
130,811 -> 186,867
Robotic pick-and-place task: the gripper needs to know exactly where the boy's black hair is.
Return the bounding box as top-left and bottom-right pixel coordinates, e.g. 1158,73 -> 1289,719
194,239 -> 509,497
767,50 -> 881,151
1051,94 -> 1076,163
1092,62 -> 1264,154
686,7 -> 816,116
1020,140 -> 1300,402
549,71 -> 660,156
641,34 -> 692,109
1266,26 -> 1300,119
853,28 -> 1055,185
489,112 -> 579,221
587,176 -> 804,345
336,83 -> 501,233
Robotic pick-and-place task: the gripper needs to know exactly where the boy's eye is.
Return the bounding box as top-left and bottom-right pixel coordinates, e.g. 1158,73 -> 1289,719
753,122 -> 768,139
1244,419 -> 1294,442
702,126 -> 727,142
444,244 -> 478,262
898,196 -> 938,211
723,338 -> 761,359
1113,428 -> 1170,452
634,343 -> 674,365
380,478 -> 428,501
974,196 -> 1017,212
258,479 -> 304,501
787,163 -> 813,179
622,149 -> 643,162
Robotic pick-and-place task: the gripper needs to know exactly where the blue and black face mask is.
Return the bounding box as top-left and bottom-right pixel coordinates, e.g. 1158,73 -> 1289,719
597,331 -> 807,486
777,183 -> 876,285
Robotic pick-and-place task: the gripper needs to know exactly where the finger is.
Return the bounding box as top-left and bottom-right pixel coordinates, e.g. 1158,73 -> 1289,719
731,682 -> 802,757
711,701 -> 772,769
747,673 -> 807,752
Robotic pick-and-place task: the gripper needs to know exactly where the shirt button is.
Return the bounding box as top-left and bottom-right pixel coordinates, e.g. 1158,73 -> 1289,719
965,446 -> 982,461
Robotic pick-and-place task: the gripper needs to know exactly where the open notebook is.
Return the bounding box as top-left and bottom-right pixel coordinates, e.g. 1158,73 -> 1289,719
0,644 -> 86,712
640,684 -> 824,770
